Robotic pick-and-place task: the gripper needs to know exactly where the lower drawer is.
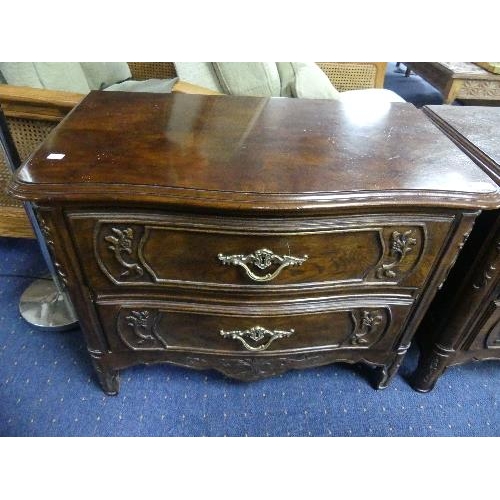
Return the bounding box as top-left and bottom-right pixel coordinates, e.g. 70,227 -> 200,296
96,296 -> 414,355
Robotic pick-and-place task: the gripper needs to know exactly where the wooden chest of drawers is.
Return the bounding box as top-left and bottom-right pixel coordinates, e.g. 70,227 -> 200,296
9,92 -> 500,394
412,105 -> 500,391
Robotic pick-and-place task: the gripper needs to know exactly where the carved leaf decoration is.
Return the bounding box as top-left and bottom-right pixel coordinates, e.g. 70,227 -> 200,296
104,227 -> 143,277
392,230 -> 417,259
344,309 -> 386,347
36,212 -> 68,286
126,311 -> 153,342
119,309 -> 168,350
376,229 -> 418,280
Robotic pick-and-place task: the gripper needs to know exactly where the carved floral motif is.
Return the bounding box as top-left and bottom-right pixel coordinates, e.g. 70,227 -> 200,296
460,80 -> 500,99
182,353 -> 327,381
104,227 -> 143,277
376,230 -> 417,279
37,212 -> 68,286
348,310 -> 383,346
118,310 -> 167,349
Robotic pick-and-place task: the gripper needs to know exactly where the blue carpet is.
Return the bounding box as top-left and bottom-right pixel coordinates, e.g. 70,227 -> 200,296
384,62 -> 444,107
0,236 -> 498,436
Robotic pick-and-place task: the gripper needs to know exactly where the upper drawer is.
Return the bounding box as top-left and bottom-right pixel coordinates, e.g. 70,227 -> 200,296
66,211 -> 454,293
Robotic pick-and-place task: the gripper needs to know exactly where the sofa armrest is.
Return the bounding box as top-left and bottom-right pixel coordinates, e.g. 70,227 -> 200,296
172,80 -> 224,95
128,62 -> 388,93
0,84 -> 85,121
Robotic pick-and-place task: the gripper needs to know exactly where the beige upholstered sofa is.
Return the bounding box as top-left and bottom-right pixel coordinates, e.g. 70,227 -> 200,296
130,62 -> 390,93
0,62 -> 395,238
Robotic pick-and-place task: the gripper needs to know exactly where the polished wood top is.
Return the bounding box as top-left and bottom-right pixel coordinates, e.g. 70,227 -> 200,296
10,91 -> 500,211
424,105 -> 500,185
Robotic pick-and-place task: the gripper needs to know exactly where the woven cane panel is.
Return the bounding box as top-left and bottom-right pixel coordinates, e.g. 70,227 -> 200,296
127,62 -> 177,80
0,118 -> 55,208
9,118 -> 55,160
0,160 -> 18,208
316,63 -> 377,91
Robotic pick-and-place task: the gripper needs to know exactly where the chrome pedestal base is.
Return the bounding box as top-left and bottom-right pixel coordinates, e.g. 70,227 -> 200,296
19,278 -> 78,331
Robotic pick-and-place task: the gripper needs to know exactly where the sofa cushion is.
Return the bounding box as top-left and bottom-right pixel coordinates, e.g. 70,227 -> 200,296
213,62 -> 281,97
80,62 -> 132,90
174,62 -> 223,92
0,62 -> 91,93
284,62 -> 340,99
0,62 -> 43,88
104,78 -> 178,93
33,62 -> 91,93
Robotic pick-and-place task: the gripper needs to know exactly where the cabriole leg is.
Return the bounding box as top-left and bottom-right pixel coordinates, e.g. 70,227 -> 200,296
375,344 -> 409,389
89,351 -> 120,395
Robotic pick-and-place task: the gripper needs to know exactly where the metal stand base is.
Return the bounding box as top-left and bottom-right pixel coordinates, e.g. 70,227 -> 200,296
1,109 -> 79,333
19,278 -> 78,331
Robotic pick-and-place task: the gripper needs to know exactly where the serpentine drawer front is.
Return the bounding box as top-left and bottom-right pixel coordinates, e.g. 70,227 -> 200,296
67,212 -> 453,293
96,297 -> 413,357
9,92 -> 500,394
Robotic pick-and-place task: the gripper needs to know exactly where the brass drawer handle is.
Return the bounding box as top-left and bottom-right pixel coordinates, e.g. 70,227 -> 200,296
218,248 -> 308,282
220,326 -> 294,351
